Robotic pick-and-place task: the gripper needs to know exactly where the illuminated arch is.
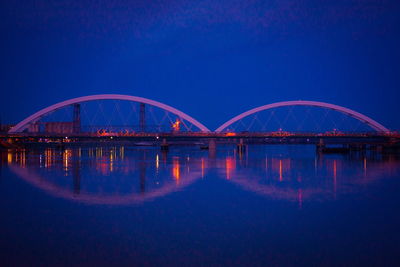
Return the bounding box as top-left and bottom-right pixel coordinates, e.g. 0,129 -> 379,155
215,100 -> 389,133
9,94 -> 210,133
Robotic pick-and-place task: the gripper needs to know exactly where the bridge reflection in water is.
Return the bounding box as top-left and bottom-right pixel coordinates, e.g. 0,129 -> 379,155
2,145 -> 400,207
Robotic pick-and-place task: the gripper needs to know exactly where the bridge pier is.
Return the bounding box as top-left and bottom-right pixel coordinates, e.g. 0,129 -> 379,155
208,138 -> 216,151
237,138 -> 246,154
161,138 -> 169,151
317,139 -> 350,154
208,138 -> 216,158
316,139 -> 325,152
348,144 -> 366,151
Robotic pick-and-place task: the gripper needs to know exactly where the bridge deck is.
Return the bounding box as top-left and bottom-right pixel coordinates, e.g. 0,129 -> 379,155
1,133 -> 399,150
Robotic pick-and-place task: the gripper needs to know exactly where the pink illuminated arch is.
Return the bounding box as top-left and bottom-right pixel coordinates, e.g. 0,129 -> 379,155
9,94 -> 210,133
215,100 -> 389,133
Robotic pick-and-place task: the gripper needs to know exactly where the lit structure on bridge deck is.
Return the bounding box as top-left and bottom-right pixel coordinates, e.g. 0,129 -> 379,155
171,119 -> 181,132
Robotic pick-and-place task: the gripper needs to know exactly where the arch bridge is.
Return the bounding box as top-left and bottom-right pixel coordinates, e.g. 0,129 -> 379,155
216,100 -> 389,134
8,96 -> 392,136
9,94 -> 210,134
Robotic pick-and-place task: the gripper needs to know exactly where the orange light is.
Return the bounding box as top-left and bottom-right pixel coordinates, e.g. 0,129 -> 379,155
226,157 -> 235,179
97,129 -> 114,136
225,132 -> 236,136
363,157 -> 367,174
333,160 -> 337,179
298,189 -> 303,209
173,157 -> 180,181
63,149 -> 72,172
110,149 -> 114,172
172,119 -> 181,132
20,150 -> 26,167
45,148 -> 54,168
201,158 -> 205,178
156,154 -> 159,171
7,151 -> 12,164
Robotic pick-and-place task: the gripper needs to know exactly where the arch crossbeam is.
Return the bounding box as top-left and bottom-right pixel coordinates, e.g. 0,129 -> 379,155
215,100 -> 389,133
9,94 -> 210,133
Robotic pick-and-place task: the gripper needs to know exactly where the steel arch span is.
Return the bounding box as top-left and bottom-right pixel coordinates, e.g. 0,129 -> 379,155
215,100 -> 389,133
9,94 -> 210,133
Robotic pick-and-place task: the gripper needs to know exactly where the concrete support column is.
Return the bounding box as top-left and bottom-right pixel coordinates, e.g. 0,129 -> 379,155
237,138 -> 246,154
208,138 -> 216,158
161,138 -> 169,151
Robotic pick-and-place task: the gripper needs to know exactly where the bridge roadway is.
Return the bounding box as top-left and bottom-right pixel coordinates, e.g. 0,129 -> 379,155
1,132 -> 399,151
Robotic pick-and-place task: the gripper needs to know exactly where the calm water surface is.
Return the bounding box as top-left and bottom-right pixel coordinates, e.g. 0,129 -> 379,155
1,145 -> 400,266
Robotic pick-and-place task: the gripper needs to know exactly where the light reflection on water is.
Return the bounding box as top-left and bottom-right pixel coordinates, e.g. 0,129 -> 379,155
2,145 -> 400,206
4,147 -> 203,205
2,145 -> 400,266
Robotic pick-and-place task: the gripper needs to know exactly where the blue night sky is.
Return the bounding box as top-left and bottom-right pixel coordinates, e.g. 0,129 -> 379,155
1,0 -> 399,131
